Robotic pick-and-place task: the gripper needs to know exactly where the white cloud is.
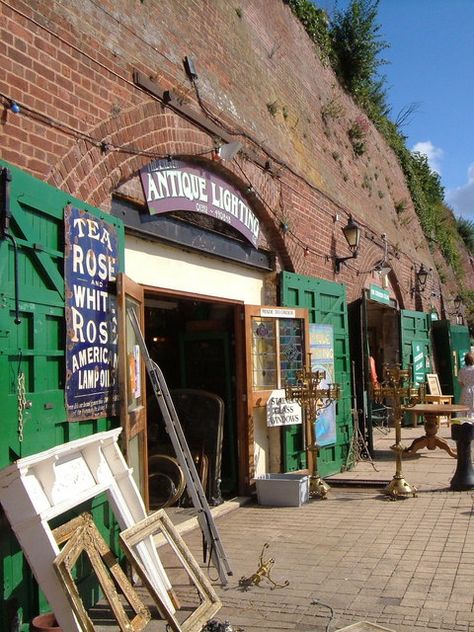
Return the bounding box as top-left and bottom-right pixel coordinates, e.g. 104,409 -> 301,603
412,140 -> 444,174
446,163 -> 474,220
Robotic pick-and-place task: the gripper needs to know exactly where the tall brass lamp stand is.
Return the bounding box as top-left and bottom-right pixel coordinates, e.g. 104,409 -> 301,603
371,364 -> 425,499
285,357 -> 340,499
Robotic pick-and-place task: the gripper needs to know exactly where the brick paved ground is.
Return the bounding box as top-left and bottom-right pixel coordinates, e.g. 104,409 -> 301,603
92,423 -> 474,632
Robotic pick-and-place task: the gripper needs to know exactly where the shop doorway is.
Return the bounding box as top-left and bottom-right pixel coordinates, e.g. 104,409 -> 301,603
349,294 -> 400,454
143,293 -> 240,507
367,301 -> 400,383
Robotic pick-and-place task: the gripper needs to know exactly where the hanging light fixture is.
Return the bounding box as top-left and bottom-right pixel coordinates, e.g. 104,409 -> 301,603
216,140 -> 242,161
454,295 -> 463,311
335,215 -> 361,273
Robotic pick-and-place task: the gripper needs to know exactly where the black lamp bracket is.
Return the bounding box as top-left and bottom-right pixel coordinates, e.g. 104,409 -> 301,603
0,166 -> 12,240
335,252 -> 358,273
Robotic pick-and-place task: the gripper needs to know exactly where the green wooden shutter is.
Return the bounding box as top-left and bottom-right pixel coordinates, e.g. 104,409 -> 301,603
400,309 -> 432,379
0,160 -> 124,630
280,271 -> 353,476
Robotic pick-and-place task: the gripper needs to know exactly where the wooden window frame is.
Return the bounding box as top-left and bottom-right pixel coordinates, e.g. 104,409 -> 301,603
244,306 -> 310,409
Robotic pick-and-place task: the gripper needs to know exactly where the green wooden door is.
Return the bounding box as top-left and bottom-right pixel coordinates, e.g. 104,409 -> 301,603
400,309 -> 433,426
432,320 -> 471,401
450,324 -> 471,401
0,161 -> 124,631
280,272 -> 353,476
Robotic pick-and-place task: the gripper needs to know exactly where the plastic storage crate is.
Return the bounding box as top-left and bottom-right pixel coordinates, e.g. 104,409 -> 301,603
255,473 -> 309,507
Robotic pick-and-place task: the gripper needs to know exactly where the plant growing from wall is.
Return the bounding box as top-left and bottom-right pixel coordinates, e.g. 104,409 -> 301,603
348,116 -> 368,155
321,96 -> 344,123
395,199 -> 408,215
285,0 -> 332,62
329,0 -> 388,118
456,216 -> 474,253
267,101 -> 279,116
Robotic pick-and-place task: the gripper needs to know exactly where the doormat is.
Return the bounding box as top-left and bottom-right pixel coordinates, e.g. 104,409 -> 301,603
326,479 -> 390,488
336,622 -> 395,631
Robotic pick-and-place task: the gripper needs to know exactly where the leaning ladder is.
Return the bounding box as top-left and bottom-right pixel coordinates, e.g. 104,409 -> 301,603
128,307 -> 233,585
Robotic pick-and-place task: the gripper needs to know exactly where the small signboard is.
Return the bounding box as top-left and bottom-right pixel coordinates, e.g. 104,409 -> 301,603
260,307 -> 296,318
64,206 -> 120,421
369,284 -> 390,305
139,159 -> 260,247
266,390 -> 302,427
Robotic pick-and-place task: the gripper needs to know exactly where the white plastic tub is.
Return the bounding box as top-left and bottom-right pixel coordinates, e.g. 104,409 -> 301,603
255,473 -> 309,507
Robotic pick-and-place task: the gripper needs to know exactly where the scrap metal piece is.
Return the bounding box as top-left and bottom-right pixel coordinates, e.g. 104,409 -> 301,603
238,543 -> 289,591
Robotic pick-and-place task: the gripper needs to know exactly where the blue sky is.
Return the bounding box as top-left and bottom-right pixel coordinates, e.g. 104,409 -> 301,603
316,0 -> 474,220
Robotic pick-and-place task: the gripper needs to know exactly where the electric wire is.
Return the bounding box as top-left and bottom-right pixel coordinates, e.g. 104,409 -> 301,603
1,0 -> 429,272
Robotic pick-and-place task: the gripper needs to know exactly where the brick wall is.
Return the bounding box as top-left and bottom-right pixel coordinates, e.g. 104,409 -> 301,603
0,0 -> 451,309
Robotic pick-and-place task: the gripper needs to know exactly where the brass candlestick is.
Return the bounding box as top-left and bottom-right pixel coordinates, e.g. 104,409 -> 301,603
371,364 -> 425,499
285,355 -> 340,499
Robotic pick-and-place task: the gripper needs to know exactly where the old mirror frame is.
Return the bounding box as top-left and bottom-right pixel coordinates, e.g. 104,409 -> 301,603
53,513 -> 150,632
120,509 -> 222,632
0,428 -> 175,631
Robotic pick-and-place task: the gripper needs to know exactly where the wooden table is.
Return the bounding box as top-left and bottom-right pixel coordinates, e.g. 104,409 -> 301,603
422,395 -> 454,426
402,404 -> 469,458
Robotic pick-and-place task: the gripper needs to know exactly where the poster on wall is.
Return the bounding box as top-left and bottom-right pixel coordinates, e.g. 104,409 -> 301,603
64,206 -> 120,421
310,323 -> 337,447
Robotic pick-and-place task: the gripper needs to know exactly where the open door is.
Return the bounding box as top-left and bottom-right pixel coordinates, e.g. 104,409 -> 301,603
244,305 -> 309,481
117,273 -> 148,508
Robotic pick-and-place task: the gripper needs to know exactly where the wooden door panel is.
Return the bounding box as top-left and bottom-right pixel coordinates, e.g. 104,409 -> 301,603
117,273 -> 148,508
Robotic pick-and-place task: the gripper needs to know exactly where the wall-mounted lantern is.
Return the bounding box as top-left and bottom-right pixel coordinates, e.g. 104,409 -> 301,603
334,215 -> 361,273
416,263 -> 429,290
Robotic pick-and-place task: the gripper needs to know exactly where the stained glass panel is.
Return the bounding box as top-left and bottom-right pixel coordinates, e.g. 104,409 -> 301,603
279,318 -> 304,386
251,317 -> 276,388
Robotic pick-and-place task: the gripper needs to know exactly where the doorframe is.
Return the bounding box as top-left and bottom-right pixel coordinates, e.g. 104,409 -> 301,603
117,273 -> 149,509
141,284 -> 248,497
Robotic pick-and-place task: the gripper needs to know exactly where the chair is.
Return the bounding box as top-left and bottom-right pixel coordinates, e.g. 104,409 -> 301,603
369,356 -> 392,434
371,401 -> 393,434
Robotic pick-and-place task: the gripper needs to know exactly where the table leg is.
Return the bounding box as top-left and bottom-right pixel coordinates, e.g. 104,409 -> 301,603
404,414 -> 457,458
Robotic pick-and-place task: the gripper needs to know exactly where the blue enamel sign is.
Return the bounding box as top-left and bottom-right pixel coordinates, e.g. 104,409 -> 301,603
64,206 -> 120,421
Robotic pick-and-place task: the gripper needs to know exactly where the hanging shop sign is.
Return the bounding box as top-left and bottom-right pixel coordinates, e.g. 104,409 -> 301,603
369,284 -> 390,305
412,340 -> 425,384
139,159 -> 260,247
310,323 -> 336,447
266,389 -> 302,427
64,206 -> 120,421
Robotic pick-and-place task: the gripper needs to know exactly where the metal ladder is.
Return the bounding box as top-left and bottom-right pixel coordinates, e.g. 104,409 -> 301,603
127,307 -> 233,585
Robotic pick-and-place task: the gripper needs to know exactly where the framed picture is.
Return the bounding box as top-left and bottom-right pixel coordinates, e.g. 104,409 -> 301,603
426,373 -> 442,396
119,509 -> 221,632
